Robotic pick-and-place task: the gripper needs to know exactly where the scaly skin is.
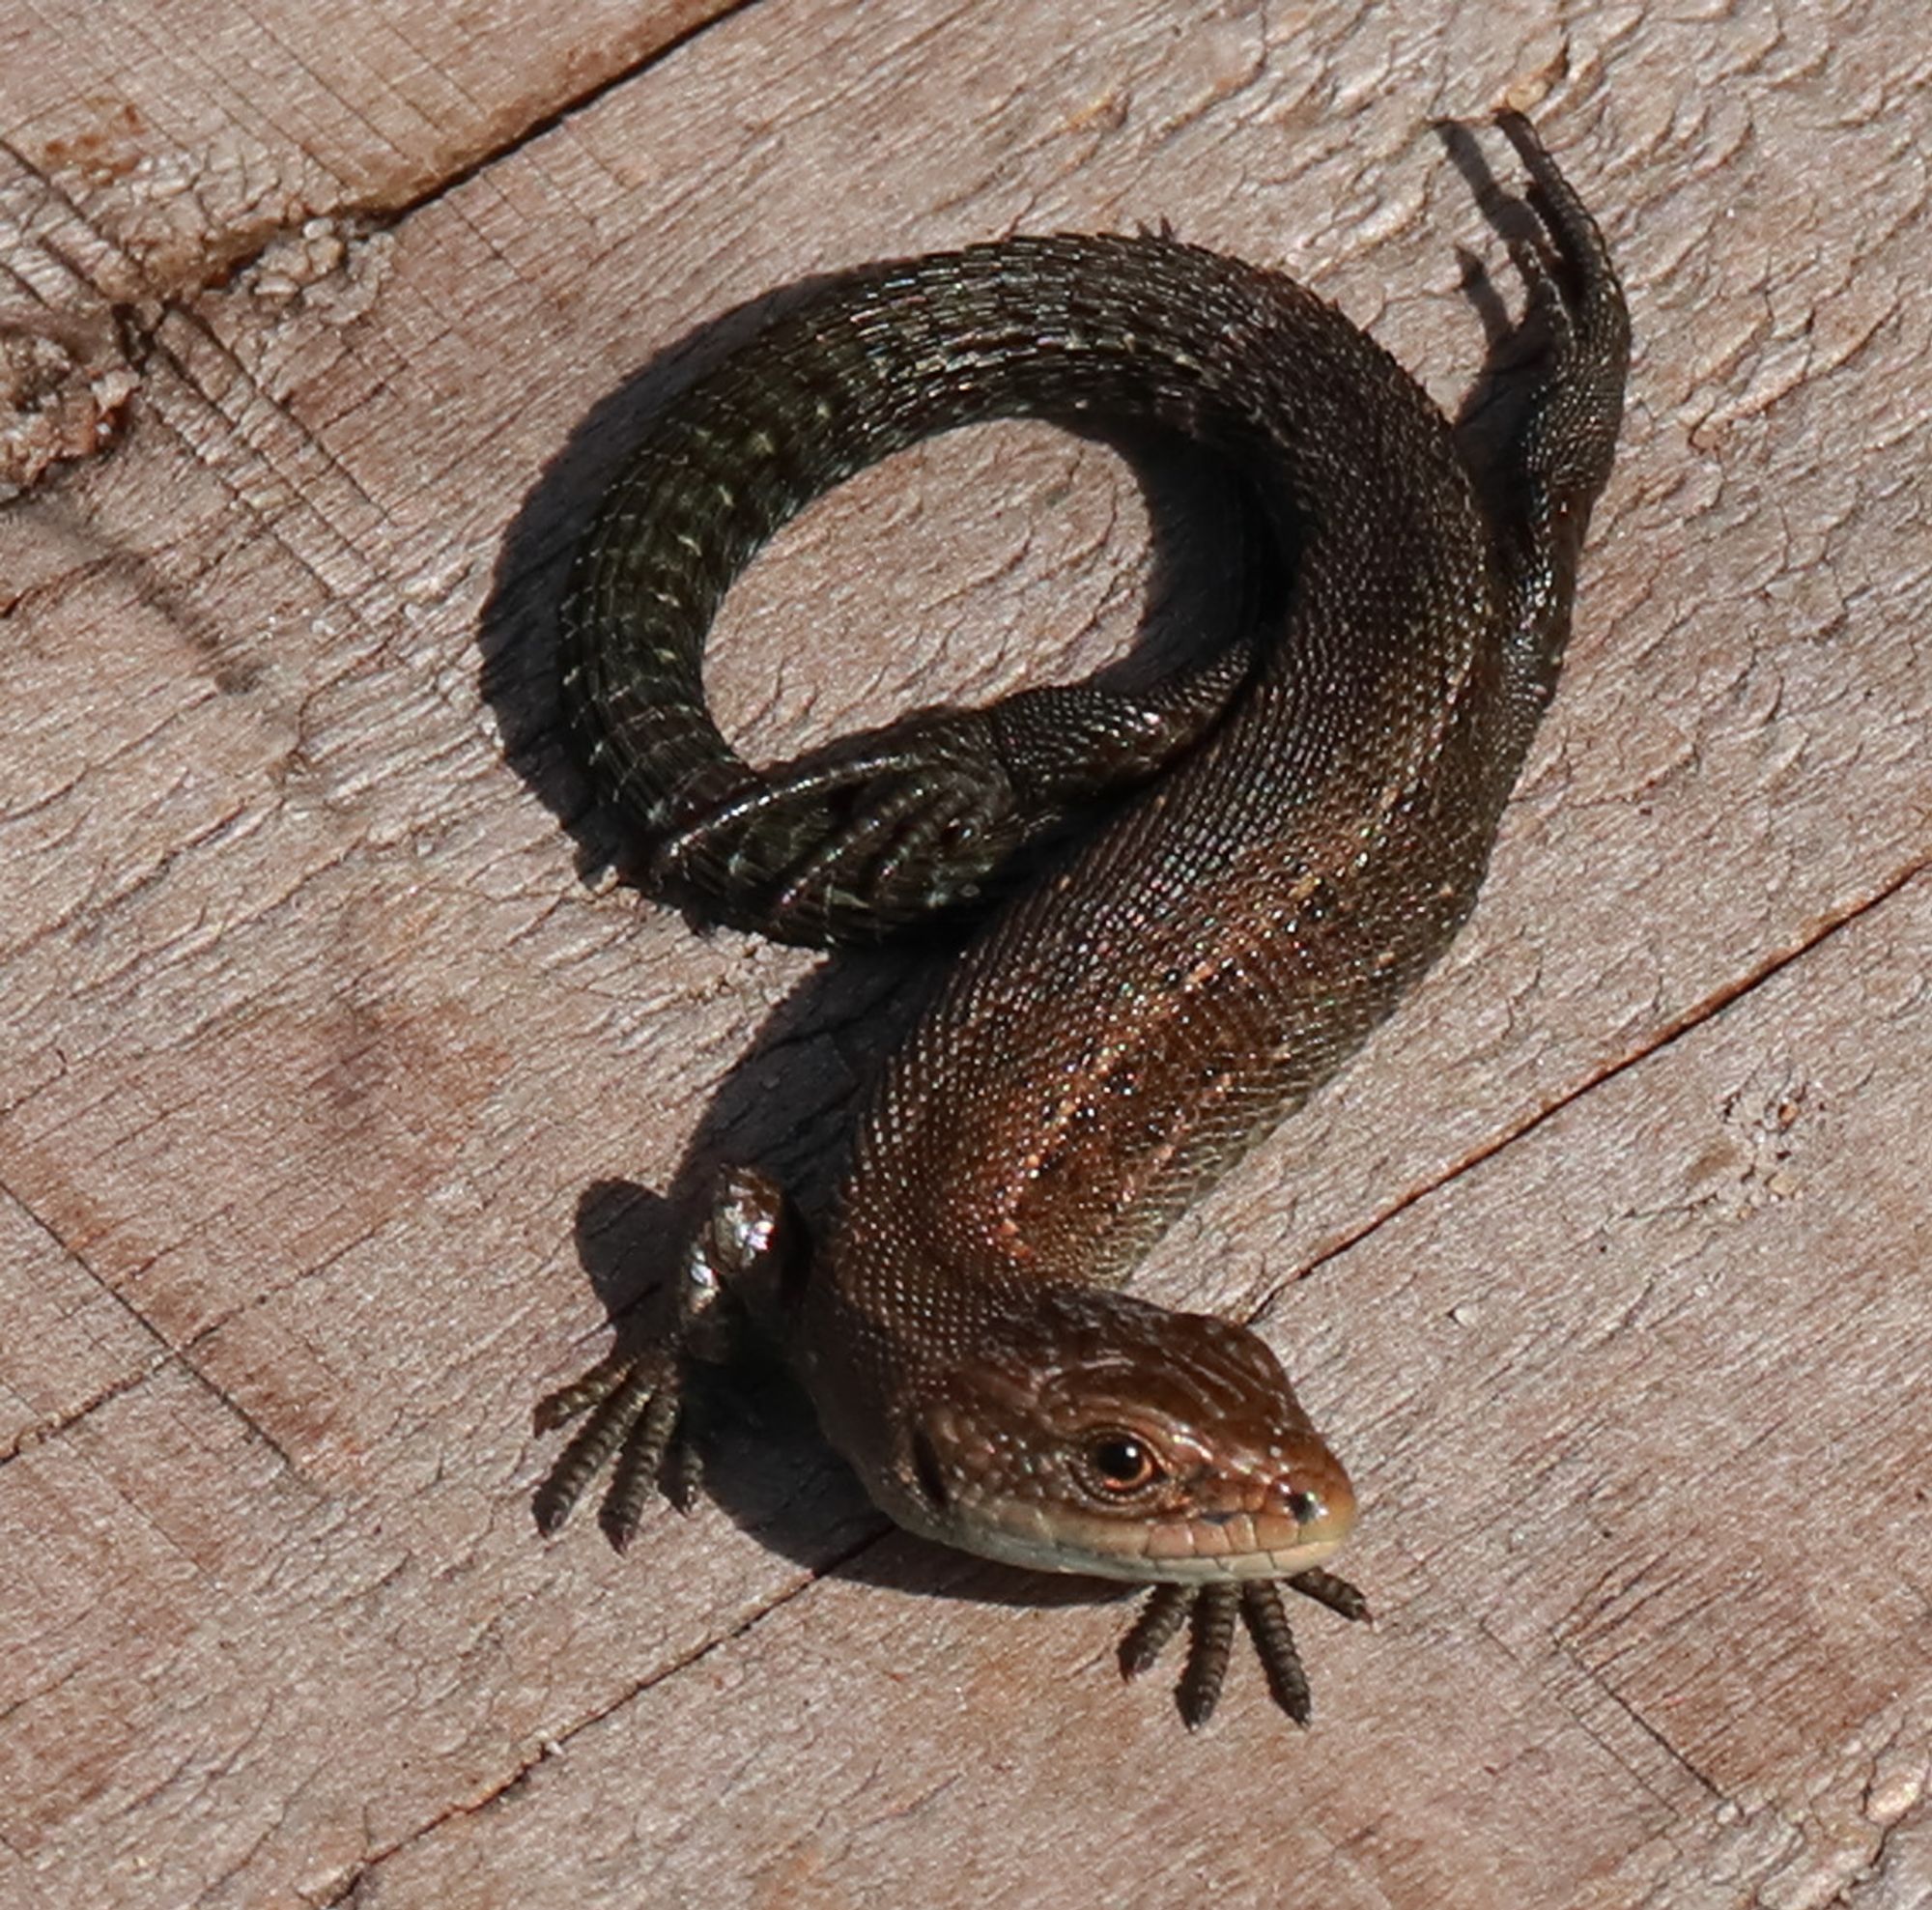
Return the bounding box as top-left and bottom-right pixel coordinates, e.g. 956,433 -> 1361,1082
538,112 -> 1629,1729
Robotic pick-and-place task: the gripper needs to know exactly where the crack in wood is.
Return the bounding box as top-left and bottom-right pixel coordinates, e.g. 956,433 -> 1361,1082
1264,852 -> 1932,1314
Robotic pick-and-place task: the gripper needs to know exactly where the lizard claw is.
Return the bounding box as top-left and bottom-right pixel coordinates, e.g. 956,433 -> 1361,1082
533,1346 -> 686,1548
650,721 -> 1027,941
1118,1569 -> 1371,1729
532,1167 -> 797,1548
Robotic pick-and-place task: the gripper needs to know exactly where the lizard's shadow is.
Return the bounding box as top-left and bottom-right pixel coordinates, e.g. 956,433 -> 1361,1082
478,131 -> 1582,1610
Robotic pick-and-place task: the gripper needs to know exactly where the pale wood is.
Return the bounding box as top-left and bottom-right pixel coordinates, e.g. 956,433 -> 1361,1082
1,0 -> 1928,1905
355,873 -> 1932,1910
0,0 -> 734,492
2,0 -> 740,287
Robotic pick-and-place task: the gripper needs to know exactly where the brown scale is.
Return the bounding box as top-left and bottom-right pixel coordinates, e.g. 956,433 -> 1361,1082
537,112 -> 1628,1728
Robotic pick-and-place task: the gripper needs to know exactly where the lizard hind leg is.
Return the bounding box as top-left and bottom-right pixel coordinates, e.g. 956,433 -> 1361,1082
533,1166 -> 800,1548
1492,110 -> 1631,534
649,713 -> 1030,944
1463,111 -> 1632,741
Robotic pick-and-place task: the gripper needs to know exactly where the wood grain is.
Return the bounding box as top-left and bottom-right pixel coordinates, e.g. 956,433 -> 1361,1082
1,0 -> 1926,1904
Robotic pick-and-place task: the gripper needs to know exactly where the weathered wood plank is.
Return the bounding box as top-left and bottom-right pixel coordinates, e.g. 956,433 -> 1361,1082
4,0 -> 738,288
345,870 -> 1932,1908
0,1187 -> 159,1454
1,0 -> 735,495
1,0 -> 1926,1903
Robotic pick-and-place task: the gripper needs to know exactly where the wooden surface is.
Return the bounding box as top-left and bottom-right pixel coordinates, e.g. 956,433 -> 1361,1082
2,2 -> 1927,1905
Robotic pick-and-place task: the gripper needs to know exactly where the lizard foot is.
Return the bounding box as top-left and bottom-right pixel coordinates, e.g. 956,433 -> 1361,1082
1118,1567 -> 1371,1729
532,1166 -> 797,1548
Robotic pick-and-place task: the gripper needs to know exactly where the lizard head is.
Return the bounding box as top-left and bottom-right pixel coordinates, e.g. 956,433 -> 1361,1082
886,1284 -> 1354,1583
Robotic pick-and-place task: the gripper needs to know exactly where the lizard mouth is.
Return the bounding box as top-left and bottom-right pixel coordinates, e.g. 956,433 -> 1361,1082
1137,1472 -> 1356,1580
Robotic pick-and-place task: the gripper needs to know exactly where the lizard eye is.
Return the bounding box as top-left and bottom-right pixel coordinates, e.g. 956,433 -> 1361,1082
1078,1430 -> 1164,1497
